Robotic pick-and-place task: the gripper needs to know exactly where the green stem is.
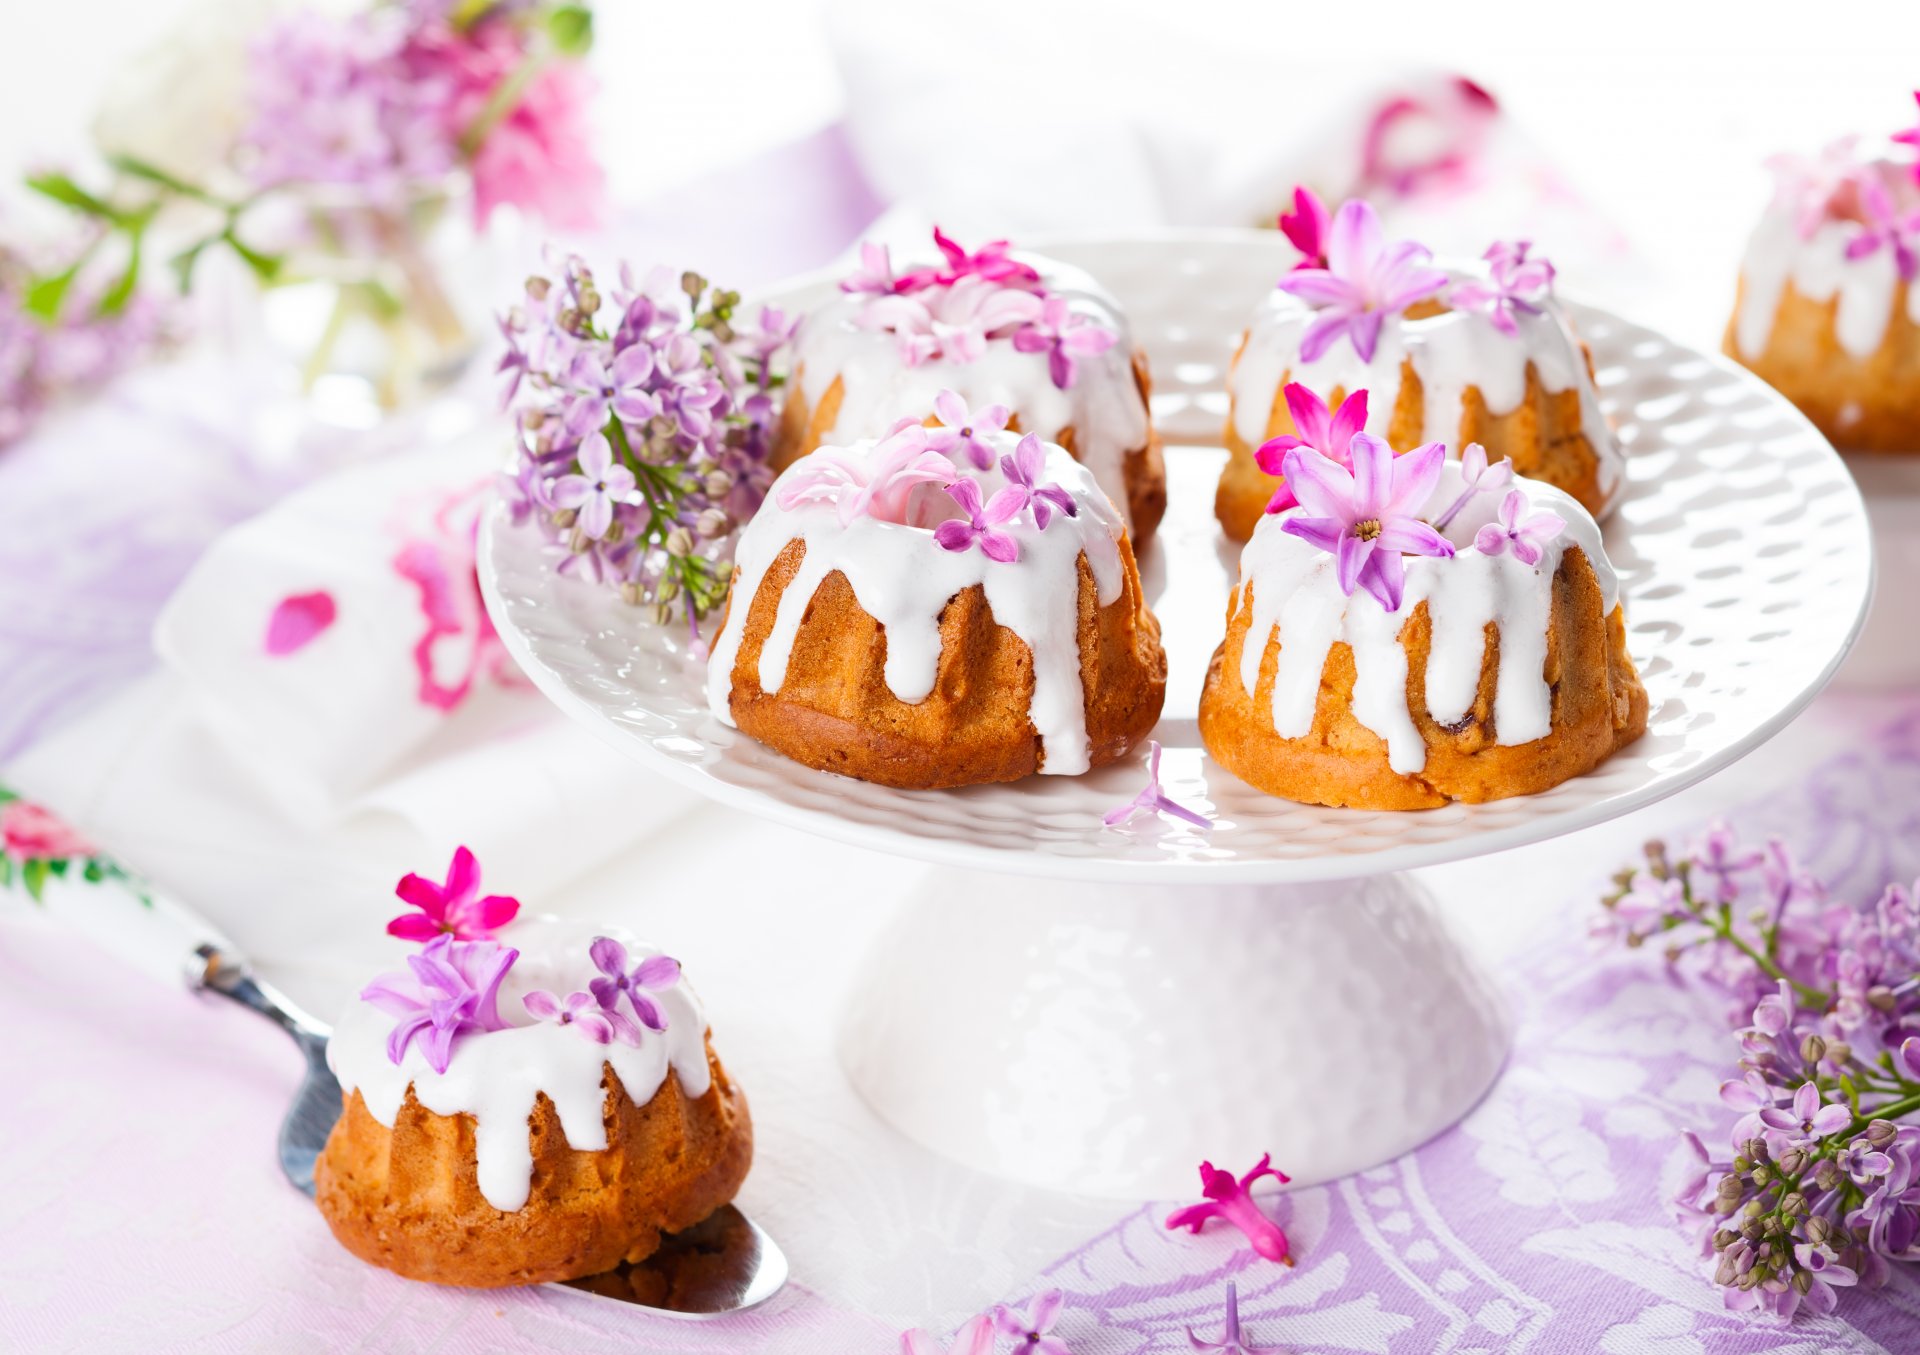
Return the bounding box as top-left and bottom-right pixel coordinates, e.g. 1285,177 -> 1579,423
1850,1091 -> 1920,1138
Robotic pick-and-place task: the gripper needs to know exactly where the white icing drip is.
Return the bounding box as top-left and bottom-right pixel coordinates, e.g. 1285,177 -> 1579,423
1734,205 -> 1916,361
792,256 -> 1150,528
707,431 -> 1127,776
327,916 -> 713,1213
1230,464 -> 1615,776
1228,265 -> 1623,509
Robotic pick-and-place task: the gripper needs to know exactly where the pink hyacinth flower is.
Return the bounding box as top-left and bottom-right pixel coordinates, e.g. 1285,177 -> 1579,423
1011,295 -> 1119,389
1895,91 -> 1920,183
1278,185 -> 1330,269
1254,383 -> 1371,515
929,277 -> 1045,364
1473,489 -> 1565,567
925,389 -> 1012,469
1276,199 -> 1449,363
842,240 -> 901,295
388,845 -> 521,942
1165,1153 -> 1295,1266
1844,176 -> 1920,282
1280,433 -> 1454,613
776,425 -> 957,526
934,476 -> 1025,562
900,1314 -> 996,1355
990,1290 -> 1071,1355
896,226 -> 1043,291
361,934 -> 518,1073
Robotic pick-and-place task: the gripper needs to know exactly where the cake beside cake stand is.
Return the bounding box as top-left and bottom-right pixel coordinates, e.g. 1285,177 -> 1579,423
479,234 -> 1873,1198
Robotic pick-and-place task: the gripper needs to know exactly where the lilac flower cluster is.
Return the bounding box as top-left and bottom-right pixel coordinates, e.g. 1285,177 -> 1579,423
498,254 -> 794,631
1598,825 -> 1920,1318
0,248 -> 169,449
845,228 -> 1117,390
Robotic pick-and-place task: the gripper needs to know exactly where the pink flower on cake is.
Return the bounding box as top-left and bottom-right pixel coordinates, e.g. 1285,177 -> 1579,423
523,988 -> 643,1046
0,800 -> 94,862
898,227 -> 1042,291
388,845 -> 521,942
362,934 -> 518,1073
1012,295 -> 1119,390
1473,489 -> 1565,567
1431,441 -> 1513,531
855,293 -> 943,366
551,432 -> 637,540
588,937 -> 681,1032
1846,176 -> 1920,282
934,477 -> 1024,563
899,1316 -> 996,1355
991,1290 -> 1071,1355
1449,240 -> 1554,336
1104,740 -> 1212,830
931,278 -> 1046,364
1276,199 -> 1448,362
775,425 -> 956,526
1279,434 -> 1453,613
1767,138 -> 1873,240
1894,92 -> 1920,179
925,390 -> 1012,469
842,241 -> 903,296
1165,1153 -> 1295,1266
1254,383 -> 1371,515
1279,185 -> 1331,269
998,433 -> 1079,530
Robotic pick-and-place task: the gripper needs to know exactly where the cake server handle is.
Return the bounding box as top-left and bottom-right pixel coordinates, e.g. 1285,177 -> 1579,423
2,796 -> 328,1038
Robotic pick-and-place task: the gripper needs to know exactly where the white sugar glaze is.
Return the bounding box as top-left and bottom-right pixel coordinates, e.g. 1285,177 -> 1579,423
707,431 -> 1127,776
1230,463 -> 1616,776
327,915 -> 711,1212
792,256 -> 1151,529
1735,192 -> 1920,361
1228,265 -> 1623,511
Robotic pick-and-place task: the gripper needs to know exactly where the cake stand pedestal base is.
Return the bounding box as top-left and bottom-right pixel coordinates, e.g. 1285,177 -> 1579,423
837,870 -> 1510,1199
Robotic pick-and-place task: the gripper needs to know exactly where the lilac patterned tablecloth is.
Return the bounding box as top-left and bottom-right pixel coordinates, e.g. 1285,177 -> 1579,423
6,123 -> 1920,1355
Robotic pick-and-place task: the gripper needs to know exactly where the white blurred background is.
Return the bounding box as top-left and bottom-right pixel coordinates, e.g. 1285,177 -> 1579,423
5,0 -> 1918,346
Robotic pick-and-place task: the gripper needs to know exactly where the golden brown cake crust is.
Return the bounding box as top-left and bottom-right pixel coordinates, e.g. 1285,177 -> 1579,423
719,537 -> 1167,790
770,351 -> 1169,545
1198,546 -> 1648,808
1725,276 -> 1920,453
314,1041 -> 752,1288
1215,326 -> 1612,543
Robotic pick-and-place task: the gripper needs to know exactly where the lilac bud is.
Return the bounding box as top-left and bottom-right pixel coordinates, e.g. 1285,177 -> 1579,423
1779,1192 -> 1807,1217
619,582 -> 644,606
703,469 -> 733,497
525,276 -> 551,301
1792,1269 -> 1813,1295
1800,1034 -> 1827,1065
695,508 -> 730,539
1806,1216 -> 1832,1244
1826,1040 -> 1851,1067
1868,1119 -> 1898,1147
552,507 -> 578,529
665,527 -> 694,557
1869,985 -> 1897,1012
1777,1150 -> 1808,1177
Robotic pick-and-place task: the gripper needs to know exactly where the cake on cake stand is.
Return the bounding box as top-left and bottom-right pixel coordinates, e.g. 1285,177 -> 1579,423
479,234 -> 1873,1199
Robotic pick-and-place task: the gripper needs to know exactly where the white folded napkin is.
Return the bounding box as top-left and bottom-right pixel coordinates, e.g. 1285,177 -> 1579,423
15,425 -> 694,950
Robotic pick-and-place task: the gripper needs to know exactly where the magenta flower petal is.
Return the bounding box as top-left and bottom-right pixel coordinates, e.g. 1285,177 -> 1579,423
386,912 -> 443,943
1280,515 -> 1345,553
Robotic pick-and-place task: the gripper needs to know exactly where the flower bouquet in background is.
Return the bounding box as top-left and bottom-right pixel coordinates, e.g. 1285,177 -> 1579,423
11,0 -> 603,425
1598,827 -> 1920,1318
498,255 -> 794,635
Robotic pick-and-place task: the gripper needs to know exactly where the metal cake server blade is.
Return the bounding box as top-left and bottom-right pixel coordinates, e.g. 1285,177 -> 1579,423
36,857 -> 786,1317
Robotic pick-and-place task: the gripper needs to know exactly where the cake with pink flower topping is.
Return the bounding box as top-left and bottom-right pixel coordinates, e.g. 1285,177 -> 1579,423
316,874 -> 750,1289
1726,104 -> 1920,452
1200,400 -> 1644,808
708,417 -> 1165,788
1216,189 -> 1622,541
775,227 -> 1167,544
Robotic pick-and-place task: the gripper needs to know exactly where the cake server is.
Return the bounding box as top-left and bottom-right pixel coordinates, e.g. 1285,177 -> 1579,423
19,839 -> 788,1318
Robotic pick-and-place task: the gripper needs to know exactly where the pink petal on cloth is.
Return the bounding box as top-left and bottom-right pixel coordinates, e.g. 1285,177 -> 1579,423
263,591 -> 337,657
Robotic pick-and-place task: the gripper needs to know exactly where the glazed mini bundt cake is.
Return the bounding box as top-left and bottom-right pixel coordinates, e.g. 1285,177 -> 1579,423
1217,189 -> 1623,542
1200,396 -> 1645,809
318,916 -> 751,1288
777,226 -> 1167,545
1725,116 -> 1920,452
708,416 -> 1166,788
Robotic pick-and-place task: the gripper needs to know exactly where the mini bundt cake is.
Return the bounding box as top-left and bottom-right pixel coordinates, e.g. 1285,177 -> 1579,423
1217,189 -> 1623,542
1725,123 -> 1920,452
777,226 -> 1167,544
1200,410 -> 1645,809
318,916 -> 751,1288
708,418 -> 1166,788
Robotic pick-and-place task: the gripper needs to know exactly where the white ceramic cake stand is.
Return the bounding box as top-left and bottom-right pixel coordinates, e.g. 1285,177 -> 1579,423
479,232 -> 1874,1199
